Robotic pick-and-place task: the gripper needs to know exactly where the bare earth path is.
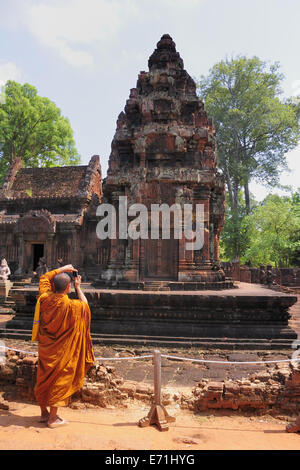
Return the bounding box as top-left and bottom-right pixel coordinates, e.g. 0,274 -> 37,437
0,399 -> 300,451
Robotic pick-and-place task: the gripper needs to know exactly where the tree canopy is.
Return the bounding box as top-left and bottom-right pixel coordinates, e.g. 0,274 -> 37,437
220,190 -> 300,267
243,192 -> 300,267
197,56 -> 300,213
0,80 -> 80,183
197,56 -> 300,260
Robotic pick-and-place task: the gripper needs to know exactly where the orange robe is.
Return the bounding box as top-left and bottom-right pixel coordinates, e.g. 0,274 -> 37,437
34,269 -> 94,407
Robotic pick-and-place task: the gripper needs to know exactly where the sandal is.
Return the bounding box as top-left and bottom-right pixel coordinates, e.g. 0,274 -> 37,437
47,417 -> 67,428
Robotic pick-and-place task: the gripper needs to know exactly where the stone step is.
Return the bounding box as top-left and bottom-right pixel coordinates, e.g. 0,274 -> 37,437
0,328 -> 296,350
0,308 -> 15,314
144,287 -> 170,291
144,281 -> 171,291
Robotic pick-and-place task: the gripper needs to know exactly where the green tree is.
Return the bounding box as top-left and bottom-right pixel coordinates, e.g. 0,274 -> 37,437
197,57 -> 300,213
197,56 -> 300,259
0,80 -> 80,182
219,191 -> 257,261
242,192 -> 300,267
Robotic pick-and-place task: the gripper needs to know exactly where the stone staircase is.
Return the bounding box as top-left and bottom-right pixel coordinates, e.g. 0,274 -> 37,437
289,294 -> 300,340
82,267 -> 100,282
143,280 -> 170,291
3,291 -> 15,308
0,278 -> 34,314
0,282 -> 16,313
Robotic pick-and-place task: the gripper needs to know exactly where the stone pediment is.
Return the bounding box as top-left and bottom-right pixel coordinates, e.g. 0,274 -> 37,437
14,209 -> 56,234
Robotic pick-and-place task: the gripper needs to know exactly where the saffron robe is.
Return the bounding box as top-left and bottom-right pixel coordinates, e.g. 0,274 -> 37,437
34,269 -> 95,407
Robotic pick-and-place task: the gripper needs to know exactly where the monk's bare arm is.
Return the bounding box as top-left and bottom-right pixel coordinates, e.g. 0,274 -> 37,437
39,264 -> 76,295
39,269 -> 60,295
74,275 -> 88,304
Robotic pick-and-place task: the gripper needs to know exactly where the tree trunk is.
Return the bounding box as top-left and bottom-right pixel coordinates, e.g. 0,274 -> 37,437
232,146 -> 240,258
224,159 -> 234,208
244,180 -> 250,214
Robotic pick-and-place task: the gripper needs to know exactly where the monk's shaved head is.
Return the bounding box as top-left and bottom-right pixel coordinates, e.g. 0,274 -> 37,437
53,273 -> 71,293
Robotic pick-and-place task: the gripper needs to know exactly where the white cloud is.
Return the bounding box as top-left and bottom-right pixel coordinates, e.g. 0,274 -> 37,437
158,0 -> 201,6
0,62 -> 22,87
24,0 -> 138,67
16,0 -> 204,68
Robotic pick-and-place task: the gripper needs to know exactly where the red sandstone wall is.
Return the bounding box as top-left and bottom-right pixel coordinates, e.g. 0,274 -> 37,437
1,350 -> 300,417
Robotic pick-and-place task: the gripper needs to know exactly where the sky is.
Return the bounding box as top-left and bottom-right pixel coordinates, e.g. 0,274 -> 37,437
0,0 -> 299,201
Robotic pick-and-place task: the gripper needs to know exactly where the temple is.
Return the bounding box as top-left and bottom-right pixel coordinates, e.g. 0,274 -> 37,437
0,155 -> 102,277
95,34 -> 230,290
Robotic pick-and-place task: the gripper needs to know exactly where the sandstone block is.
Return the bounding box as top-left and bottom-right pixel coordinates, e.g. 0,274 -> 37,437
118,382 -> 136,397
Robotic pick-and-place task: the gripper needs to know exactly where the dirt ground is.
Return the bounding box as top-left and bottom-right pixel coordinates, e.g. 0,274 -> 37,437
0,398 -> 300,452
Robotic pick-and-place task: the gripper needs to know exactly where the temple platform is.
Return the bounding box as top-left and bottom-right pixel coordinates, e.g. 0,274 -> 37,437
2,282 -> 298,350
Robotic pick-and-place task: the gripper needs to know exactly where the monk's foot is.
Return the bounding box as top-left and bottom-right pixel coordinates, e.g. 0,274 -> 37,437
39,410 -> 50,423
47,415 -> 67,428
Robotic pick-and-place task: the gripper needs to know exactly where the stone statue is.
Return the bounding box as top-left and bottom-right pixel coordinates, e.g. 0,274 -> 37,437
0,258 -> 11,281
32,257 -> 48,283
266,265 -> 276,286
259,265 -> 267,285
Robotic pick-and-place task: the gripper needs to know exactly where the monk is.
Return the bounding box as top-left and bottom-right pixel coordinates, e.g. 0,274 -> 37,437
33,264 -> 94,428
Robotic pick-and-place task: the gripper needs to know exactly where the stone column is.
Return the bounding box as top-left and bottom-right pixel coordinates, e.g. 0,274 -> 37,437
213,230 -> 219,264
71,228 -> 82,268
196,188 -> 211,267
16,234 -> 25,276
46,233 -> 55,268
178,201 -> 194,281
101,191 -> 124,281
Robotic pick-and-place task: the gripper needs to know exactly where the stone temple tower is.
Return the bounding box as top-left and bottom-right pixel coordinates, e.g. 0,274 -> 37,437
98,34 -> 230,289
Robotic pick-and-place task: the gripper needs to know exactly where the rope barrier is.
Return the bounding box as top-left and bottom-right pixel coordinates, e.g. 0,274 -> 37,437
1,344 -> 300,364
0,345 -> 37,356
0,345 -> 152,361
161,353 -> 300,365
94,355 -> 153,361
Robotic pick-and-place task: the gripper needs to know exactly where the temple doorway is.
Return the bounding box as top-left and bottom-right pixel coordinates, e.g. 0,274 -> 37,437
32,244 -> 44,271
143,238 -> 178,280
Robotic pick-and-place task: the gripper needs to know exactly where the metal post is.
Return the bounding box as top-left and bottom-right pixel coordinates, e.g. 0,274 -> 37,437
153,349 -> 161,406
138,349 -> 175,432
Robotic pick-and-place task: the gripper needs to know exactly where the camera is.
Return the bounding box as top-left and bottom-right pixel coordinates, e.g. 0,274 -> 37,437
73,271 -> 78,278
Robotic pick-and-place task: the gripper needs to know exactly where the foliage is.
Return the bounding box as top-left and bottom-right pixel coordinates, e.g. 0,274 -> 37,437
220,191 -> 300,267
0,80 -> 80,182
197,56 -> 300,258
219,192 -> 257,261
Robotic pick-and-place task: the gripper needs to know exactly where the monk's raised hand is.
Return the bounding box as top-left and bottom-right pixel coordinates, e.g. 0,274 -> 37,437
74,275 -> 82,289
59,264 -> 76,273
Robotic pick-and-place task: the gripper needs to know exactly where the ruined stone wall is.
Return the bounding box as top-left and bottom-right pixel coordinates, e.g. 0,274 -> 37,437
187,362 -> 300,415
222,263 -> 300,288
1,349 -> 300,417
0,350 -> 160,410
